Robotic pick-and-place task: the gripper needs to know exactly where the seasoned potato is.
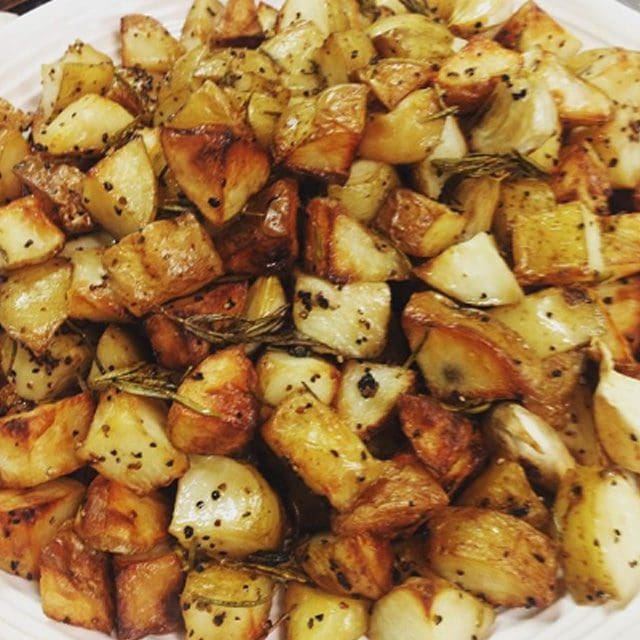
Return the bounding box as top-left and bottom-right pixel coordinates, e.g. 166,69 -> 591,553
121,14 -> 184,73
75,475 -> 170,554
293,273 -> 391,359
331,454 -> 448,538
277,0 -> 363,37
375,188 -> 465,258
600,213 -> 640,280
256,349 -> 340,407
167,346 -> 259,455
213,0 -> 264,47
369,575 -> 495,640
161,125 -> 270,226
39,522 -> 114,634
555,466 -> 640,604
336,361 -> 415,438
0,127 -> 30,205
244,275 -> 287,319
0,258 -> 71,354
262,391 -> 383,510
455,177 -> 502,240
448,0 -> 513,38
170,454 -> 284,557
316,29 -> 376,86
102,213 -> 224,317
297,531 -> 393,599
305,197 -> 410,283
0,478 -> 84,579
427,506 -> 558,608
181,564 -> 273,640
399,394 -> 484,493
87,324 -> 147,386
0,392 -> 94,489
78,391 -> 189,494
597,276 -> 640,354
257,3 -> 278,38
114,544 -> 184,640
180,0 -> 224,51
247,91 -> 288,148
284,583 -> 369,640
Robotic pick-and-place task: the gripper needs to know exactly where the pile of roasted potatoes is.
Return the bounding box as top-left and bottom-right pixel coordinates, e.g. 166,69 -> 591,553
2,0 -> 640,638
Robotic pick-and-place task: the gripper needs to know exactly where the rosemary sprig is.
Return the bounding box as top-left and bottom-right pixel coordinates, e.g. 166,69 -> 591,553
193,592 -> 271,609
221,556 -> 312,585
432,152 -> 548,181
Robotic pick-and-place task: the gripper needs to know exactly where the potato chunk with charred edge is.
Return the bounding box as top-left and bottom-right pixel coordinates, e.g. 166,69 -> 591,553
0,392 -> 94,489
74,475 -> 170,554
213,0 -> 264,47
40,522 -> 114,634
121,14 -> 184,73
426,507 -> 558,608
0,478 -> 84,580
167,346 -> 259,456
399,394 -> 484,494
102,213 -> 224,317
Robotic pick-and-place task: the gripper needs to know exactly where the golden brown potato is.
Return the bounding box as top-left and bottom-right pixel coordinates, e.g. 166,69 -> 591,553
316,29 -> 376,86
180,0 -> 224,51
107,66 -> 161,124
39,522 -> 114,634
369,574 -> 495,640
78,392 -> 189,494
114,544 -> 184,640
262,391 -> 384,511
216,178 -> 300,275
426,507 -> 558,608
277,0 -> 364,36
145,281 -> 247,370
0,127 -> 30,205
332,454 -> 448,538
121,14 -> 184,73
213,0 -> 264,47
169,454 -> 284,557
0,392 -> 94,489
398,395 -> 484,494
448,0 -> 512,38
102,213 -> 224,317
375,188 -> 465,258
74,475 -> 170,554
247,91 -> 288,149
0,97 -> 31,131
87,324 -> 147,386
601,213 -> 640,280
297,531 -> 393,599
167,346 -> 259,455
0,478 -> 85,580
598,276 -> 640,354
304,197 -> 410,283
161,125 -> 270,226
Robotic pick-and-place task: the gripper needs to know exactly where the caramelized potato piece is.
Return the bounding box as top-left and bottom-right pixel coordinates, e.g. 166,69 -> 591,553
213,0 -> 264,47
597,276 -> 640,354
75,475 -> 170,554
102,213 -> 224,317
601,213 -> 640,280
0,128 -> 30,205
180,0 -> 225,51
0,478 -> 84,579
316,29 -> 376,86
0,392 -> 94,489
277,0 -> 363,37
121,14 -> 184,73
40,523 -> 113,634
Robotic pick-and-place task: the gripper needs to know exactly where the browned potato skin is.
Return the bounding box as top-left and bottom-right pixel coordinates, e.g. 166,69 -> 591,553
216,178 -> 300,275
145,281 -> 248,370
297,531 -> 394,600
103,212 -> 224,317
426,507 -> 558,608
167,346 -> 259,455
332,453 -> 448,539
398,395 -> 484,494
40,522 -> 114,634
214,0 -> 264,47
0,478 -> 85,580
114,544 -> 184,640
74,475 -> 170,554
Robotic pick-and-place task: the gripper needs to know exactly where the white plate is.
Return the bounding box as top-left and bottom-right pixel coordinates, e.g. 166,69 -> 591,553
1,1 -> 640,639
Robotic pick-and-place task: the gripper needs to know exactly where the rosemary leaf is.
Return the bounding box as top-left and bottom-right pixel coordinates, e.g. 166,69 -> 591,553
432,152 -> 548,181
420,105 -> 460,124
221,558 -> 312,585
193,592 -> 271,609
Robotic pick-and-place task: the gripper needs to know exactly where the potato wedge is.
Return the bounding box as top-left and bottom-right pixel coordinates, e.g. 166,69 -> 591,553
213,0 -> 264,47
277,0 -> 363,37
316,29 -> 376,86
180,0 -> 225,51
121,14 -> 183,73
0,127 -> 30,205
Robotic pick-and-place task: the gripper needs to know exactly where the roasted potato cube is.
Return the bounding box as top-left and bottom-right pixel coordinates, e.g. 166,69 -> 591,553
0,478 -> 84,579
369,574 -> 495,640
167,346 -> 258,455
448,0 -> 513,38
293,273 -> 391,359
75,475 -> 170,554
316,29 -> 376,86
336,361 -> 415,438
0,127 -> 30,205
169,454 -> 284,557
284,583 -> 369,640
161,125 -> 270,226
601,213 -> 640,280
145,281 -> 247,370
257,2 -> 278,37
375,188 -> 465,258
399,394 -> 484,494
180,0 -> 224,51
40,522 -> 113,634
247,91 -> 288,149
598,276 -> 640,355
216,178 -> 300,275
305,197 -> 410,283
0,392 -> 94,489
121,14 -> 183,73
262,391 -> 384,511
245,275 -> 287,318
496,1 -> 581,58
114,544 -> 184,640
332,454 -> 448,539
78,392 -> 189,494
0,97 -> 31,131
256,350 -> 340,407
327,160 -> 399,224
102,213 -> 224,317
87,324 -> 147,386
427,506 -> 558,607
213,0 -> 263,47
457,459 -> 550,530
181,564 -> 273,640
277,0 -> 364,37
